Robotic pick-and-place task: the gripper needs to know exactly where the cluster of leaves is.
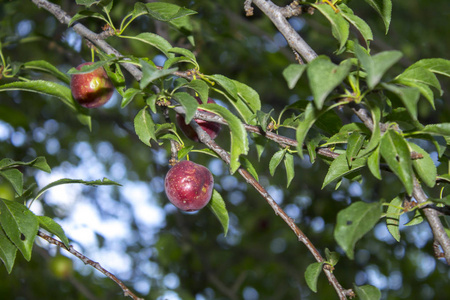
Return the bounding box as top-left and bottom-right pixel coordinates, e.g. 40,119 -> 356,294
1,0 -> 450,298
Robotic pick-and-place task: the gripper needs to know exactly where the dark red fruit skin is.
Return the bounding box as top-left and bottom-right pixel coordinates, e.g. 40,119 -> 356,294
70,62 -> 114,108
176,97 -> 221,142
164,160 -> 214,211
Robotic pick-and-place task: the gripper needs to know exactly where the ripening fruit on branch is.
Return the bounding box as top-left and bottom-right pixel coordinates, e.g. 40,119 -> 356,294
70,62 -> 114,108
176,97 -> 221,142
164,160 -> 214,211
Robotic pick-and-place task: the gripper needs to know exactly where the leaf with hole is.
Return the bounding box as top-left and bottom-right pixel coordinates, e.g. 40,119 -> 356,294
334,201 -> 382,259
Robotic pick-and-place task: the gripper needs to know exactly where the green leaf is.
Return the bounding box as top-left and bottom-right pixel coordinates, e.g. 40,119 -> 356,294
23,60 -> 70,84
283,64 -> 307,89
0,199 -> 38,261
145,2 -> 197,22
354,46 -> 402,89
169,47 -> 197,64
177,146 -> 194,160
37,216 -> 70,248
304,262 -> 324,293
0,227 -> 17,273
396,67 -> 442,94
121,88 -> 142,108
256,109 -> 273,132
307,56 -> 351,109
354,284 -> 381,300
339,4 -> 373,45
405,58 -> 450,78
208,74 -> 254,122
240,157 -> 259,182
172,92 -> 199,124
134,107 -> 157,147
186,80 -> 209,104
325,248 -> 340,266
334,201 -> 382,259
34,178 -> 120,203
284,152 -> 295,188
386,196 -> 403,242
233,80 -> 261,115
0,157 -> 51,173
122,33 -> 174,58
408,142 -> 436,188
69,10 -> 109,26
269,149 -> 286,176
346,132 -> 366,167
421,123 -> 450,137
208,190 -> 229,236
322,154 -> 367,188
404,209 -> 424,226
0,169 -> 23,196
312,4 -> 349,51
364,0 -> 392,34
380,129 -> 414,195
367,146 -> 382,180
140,59 -> 178,89
200,104 -> 248,174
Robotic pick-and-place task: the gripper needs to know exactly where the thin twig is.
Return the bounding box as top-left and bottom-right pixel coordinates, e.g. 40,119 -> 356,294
37,231 -> 144,300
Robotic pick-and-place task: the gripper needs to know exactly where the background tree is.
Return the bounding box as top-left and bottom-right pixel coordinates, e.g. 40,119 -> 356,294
1,0 -> 450,299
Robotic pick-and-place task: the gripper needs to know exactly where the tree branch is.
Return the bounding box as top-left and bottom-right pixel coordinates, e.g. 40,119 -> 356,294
249,0 -> 318,62
180,107 -> 349,299
412,179 -> 450,264
37,231 -> 144,300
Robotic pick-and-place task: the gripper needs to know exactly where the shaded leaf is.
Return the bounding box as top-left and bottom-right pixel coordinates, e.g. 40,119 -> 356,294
23,60 -> 70,84
0,227 -> 17,273
334,201 -> 382,259
339,4 -> 373,46
0,169 -> 23,196
140,59 -> 178,89
307,56 -> 351,109
284,153 -> 295,188
322,154 -> 366,188
380,129 -> 414,195
407,142 -> 436,188
283,64 -> 307,89
200,103 -> 248,174
386,196 -> 403,242
269,149 -> 286,176
122,33 -> 174,59
134,107 -> 157,147
354,284 -> 381,300
304,262 -> 324,293
37,216 -> 70,248
0,199 -> 38,261
208,190 -> 229,236
364,0 -> 392,34
312,4 -> 349,51
121,88 -> 142,108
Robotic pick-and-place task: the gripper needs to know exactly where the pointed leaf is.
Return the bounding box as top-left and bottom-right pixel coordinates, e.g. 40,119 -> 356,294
346,132 -> 366,167
0,157 -> 51,173
364,0 -> 392,34
404,209 -> 424,226
405,58 -> 450,77
37,216 -> 70,248
140,59 -> 178,89
0,227 -> 17,273
304,262 -> 324,293
0,169 -> 23,196
322,154 -> 366,188
407,142 -> 436,188
234,80 -> 261,114
325,248 -> 340,266
23,60 -> 70,84
121,88 -> 142,108
312,4 -> 349,51
172,92 -> 199,124
367,146 -> 382,180
0,199 -> 38,261
200,103 -> 248,174
186,79 -> 209,104
283,64 -> 307,89
134,107 -> 157,147
386,196 -> 403,242
122,33 -> 174,58
307,56 -> 351,109
339,4 -> 373,45
354,284 -> 381,300
208,190 -> 229,236
284,152 -> 295,188
380,129 -> 414,195
334,201 -> 382,259
240,157 -> 259,182
269,150 -> 286,176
